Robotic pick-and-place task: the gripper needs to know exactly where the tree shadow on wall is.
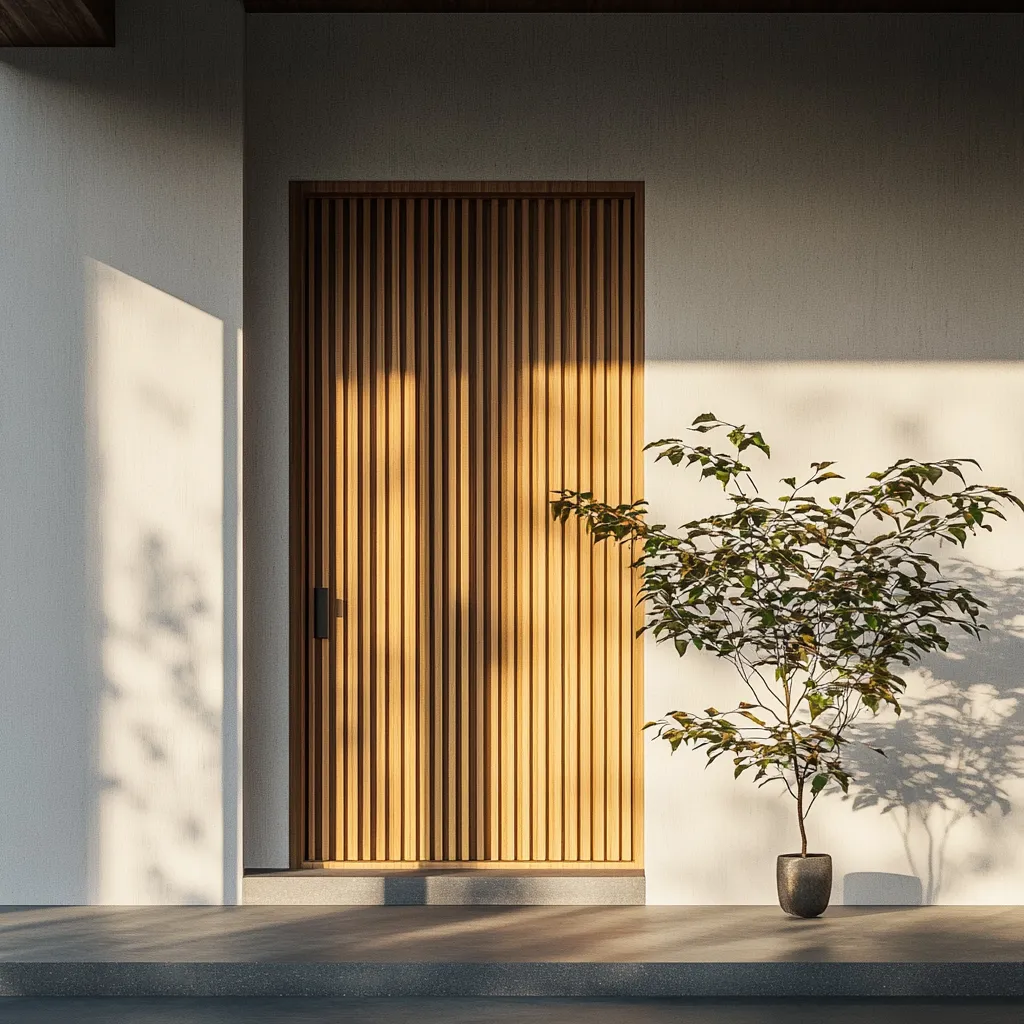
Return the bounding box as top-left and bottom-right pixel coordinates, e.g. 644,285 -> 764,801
99,529 -> 219,904
844,561 -> 1024,905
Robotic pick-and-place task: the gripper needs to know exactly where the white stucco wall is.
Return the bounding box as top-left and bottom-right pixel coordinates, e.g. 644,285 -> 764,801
0,0 -> 244,904
243,13 -> 1024,904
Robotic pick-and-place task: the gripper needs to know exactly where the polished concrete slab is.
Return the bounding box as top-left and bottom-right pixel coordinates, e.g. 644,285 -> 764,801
0,906 -> 1020,997
2,906 -> 1020,962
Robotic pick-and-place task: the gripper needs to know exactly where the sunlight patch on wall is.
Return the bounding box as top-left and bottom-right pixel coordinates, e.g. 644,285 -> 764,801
644,361 -> 1024,904
88,261 -> 224,904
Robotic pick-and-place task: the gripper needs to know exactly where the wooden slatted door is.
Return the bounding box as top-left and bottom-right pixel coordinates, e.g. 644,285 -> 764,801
291,182 -> 644,869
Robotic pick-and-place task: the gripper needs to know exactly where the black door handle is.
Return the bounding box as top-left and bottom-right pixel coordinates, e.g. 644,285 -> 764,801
313,587 -> 330,639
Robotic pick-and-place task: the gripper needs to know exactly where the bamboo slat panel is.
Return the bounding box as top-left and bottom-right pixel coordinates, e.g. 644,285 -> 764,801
295,186 -> 643,867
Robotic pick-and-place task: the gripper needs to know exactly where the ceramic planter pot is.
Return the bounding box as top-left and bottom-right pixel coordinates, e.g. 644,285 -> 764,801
777,853 -> 832,918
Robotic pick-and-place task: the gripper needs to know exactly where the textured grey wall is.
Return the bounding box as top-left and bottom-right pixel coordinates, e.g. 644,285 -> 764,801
0,0 -> 243,903
244,14 -> 1024,902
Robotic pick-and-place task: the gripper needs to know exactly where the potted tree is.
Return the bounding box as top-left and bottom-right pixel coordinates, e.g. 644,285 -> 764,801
551,413 -> 1022,917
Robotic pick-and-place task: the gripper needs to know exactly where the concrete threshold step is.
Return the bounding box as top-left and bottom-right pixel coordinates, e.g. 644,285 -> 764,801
0,961 -> 1022,998
243,869 -> 646,906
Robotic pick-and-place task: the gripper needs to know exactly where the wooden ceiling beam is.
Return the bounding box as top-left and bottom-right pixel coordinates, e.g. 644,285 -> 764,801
0,0 -> 113,46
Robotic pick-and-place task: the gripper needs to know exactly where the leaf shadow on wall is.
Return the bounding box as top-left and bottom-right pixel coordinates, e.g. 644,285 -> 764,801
89,260 -> 226,904
844,561 -> 1024,905
100,531 -> 218,905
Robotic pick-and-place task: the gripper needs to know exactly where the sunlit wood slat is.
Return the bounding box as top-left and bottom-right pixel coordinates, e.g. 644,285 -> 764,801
485,199 -> 501,862
590,201 -> 605,863
443,198 -> 459,862
429,198 -> 444,862
515,198 -> 531,861
330,199 -> 344,860
416,198 -> 431,860
620,198 -> 634,861
384,201 -> 403,861
606,199 -> 623,862
546,199 -> 565,862
531,199 -> 548,861
457,198 -> 472,863
581,193 -> 598,864
400,199 -> 418,862
343,200 -> 360,861
470,199 -> 487,860
357,198 -> 373,862
561,197 -> 581,863
499,198 -> 516,862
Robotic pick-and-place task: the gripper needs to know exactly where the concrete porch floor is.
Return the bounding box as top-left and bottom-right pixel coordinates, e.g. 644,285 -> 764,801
0,906 -> 1020,998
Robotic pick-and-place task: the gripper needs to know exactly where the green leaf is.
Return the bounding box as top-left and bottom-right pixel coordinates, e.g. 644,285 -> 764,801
811,774 -> 829,796
748,432 -> 770,457
807,692 -> 832,721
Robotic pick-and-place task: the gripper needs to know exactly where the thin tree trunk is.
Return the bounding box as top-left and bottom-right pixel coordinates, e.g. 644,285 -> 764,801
784,679 -> 807,858
796,777 -> 808,857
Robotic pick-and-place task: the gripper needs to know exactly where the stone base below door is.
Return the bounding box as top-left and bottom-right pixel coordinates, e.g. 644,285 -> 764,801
242,869 -> 645,905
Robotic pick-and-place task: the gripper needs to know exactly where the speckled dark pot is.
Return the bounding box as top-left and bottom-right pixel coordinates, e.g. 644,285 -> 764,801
777,853 -> 832,918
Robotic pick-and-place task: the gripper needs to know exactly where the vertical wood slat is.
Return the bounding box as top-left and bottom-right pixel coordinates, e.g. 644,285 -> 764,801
400,199 -> 418,862
531,199 -> 547,862
485,198 -> 501,862
433,201 -> 445,861
515,199 -> 530,861
386,200 -> 403,861
444,199 -> 459,862
498,197 -> 516,862
577,198 -> 593,863
606,198 -> 623,862
298,187 -> 642,867
471,199 -> 487,861
615,200 -> 631,861
343,200 -> 360,861
457,199 -> 472,863
591,198 -> 607,862
546,199 -> 564,862
561,197 -> 580,864
416,198 -> 431,861
358,199 -> 372,861
372,198 -> 387,862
